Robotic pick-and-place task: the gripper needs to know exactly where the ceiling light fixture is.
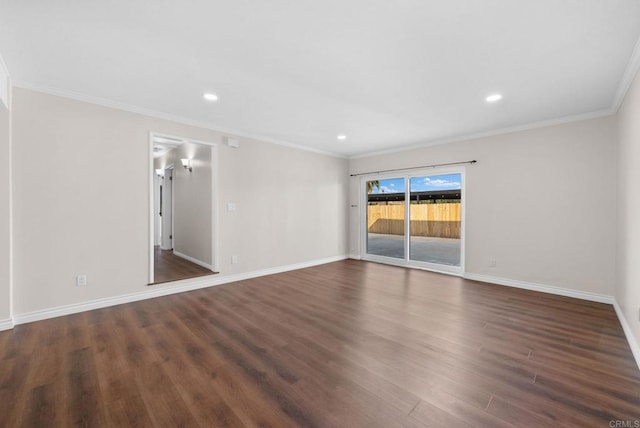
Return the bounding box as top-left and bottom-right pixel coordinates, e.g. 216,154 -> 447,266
203,92 -> 219,102
337,134 -> 347,140
485,94 -> 503,103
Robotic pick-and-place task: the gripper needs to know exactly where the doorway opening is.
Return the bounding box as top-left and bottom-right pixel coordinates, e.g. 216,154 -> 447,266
361,167 -> 464,274
149,133 -> 219,284
160,165 -> 174,251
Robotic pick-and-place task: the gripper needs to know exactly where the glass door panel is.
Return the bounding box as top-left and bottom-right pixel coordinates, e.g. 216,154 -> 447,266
366,178 -> 406,259
409,173 -> 462,266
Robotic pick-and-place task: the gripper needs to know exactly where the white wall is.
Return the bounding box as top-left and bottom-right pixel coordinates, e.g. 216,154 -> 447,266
350,116 -> 617,296
155,142 -> 213,266
617,68 -> 640,348
8,85 -> 623,324
11,88 -> 349,315
0,56 -> 11,326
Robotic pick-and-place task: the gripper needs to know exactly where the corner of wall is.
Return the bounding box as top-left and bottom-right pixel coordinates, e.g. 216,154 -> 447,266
613,300 -> 640,370
0,54 -> 9,110
613,34 -> 640,111
613,41 -> 640,371
0,52 -> 12,328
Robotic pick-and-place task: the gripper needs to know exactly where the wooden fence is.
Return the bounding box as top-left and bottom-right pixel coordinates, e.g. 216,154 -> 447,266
367,203 -> 461,239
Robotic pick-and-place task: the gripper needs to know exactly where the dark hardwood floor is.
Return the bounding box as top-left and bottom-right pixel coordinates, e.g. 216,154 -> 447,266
1,259 -> 639,427
152,246 -> 215,284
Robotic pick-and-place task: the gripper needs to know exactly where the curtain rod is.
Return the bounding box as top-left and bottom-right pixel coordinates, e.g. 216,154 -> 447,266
349,160 -> 477,177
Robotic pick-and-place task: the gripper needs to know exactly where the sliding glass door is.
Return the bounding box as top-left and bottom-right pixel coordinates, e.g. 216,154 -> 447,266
409,174 -> 462,267
363,169 -> 464,273
366,178 -> 406,259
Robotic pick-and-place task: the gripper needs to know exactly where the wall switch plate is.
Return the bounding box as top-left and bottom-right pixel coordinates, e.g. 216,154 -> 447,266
231,255 -> 238,264
76,275 -> 87,287
227,202 -> 236,211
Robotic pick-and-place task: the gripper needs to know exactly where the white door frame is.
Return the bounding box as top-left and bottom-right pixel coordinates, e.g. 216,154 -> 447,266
359,166 -> 466,276
148,132 -> 219,284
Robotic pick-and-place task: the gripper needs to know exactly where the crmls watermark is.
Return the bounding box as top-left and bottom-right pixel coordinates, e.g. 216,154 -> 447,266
610,420 -> 640,428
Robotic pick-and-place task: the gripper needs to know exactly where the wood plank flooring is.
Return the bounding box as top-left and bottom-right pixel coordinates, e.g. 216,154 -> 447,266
2,259 -> 639,427
152,246 -> 215,284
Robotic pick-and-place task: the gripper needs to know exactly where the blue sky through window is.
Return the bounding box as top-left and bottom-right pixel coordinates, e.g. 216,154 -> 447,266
369,173 -> 461,194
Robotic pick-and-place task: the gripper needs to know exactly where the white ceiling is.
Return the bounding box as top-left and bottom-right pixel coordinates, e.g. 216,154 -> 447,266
1,1 -> 639,157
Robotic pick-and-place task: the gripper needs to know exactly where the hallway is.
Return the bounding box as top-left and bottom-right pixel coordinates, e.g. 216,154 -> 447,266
152,246 -> 215,284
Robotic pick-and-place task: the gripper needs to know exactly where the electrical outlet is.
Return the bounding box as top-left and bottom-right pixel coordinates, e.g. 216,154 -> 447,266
227,202 -> 236,211
489,260 -> 497,268
76,275 -> 87,287
231,255 -> 238,264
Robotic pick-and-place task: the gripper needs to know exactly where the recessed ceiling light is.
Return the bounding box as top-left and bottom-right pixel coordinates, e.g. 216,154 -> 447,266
337,134 -> 347,140
203,92 -> 219,102
485,94 -> 503,103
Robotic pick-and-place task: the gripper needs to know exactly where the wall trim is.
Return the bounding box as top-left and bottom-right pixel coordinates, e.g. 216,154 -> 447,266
0,318 -> 14,332
12,81 -> 347,160
463,272 -> 614,304
12,81 -> 615,162
613,33 -> 640,111
7,69 -> 13,325
349,108 -> 614,160
6,257 -> 639,371
173,250 -> 214,271
12,254 -> 348,326
613,300 -> 640,371
465,273 -> 640,370
9,33 -> 640,161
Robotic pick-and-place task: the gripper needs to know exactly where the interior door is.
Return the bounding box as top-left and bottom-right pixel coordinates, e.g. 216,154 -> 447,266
161,167 -> 173,250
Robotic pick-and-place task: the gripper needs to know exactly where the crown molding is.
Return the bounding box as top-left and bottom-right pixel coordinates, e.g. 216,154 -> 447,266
12,81 -> 347,159
348,108 -> 615,160
613,33 -> 640,111
12,76 -> 622,162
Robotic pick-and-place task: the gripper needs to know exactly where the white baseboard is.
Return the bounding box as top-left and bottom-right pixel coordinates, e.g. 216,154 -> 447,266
613,300 -> 640,371
462,273 -> 640,369
12,254 -> 349,326
173,251 -> 214,271
463,272 -> 614,304
10,257 -> 638,373
0,318 -> 14,331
